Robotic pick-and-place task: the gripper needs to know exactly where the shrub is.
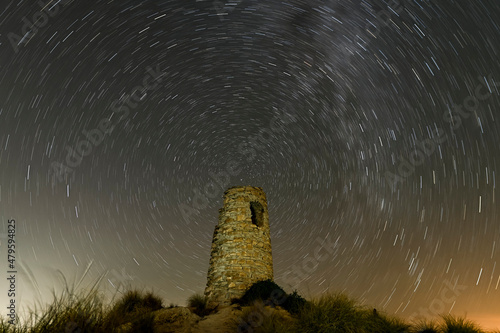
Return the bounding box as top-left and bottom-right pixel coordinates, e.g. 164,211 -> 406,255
0,266 -> 167,333
295,292 -> 366,333
282,290 -> 307,315
237,300 -> 295,333
237,279 -> 286,306
440,315 -> 484,333
26,282 -> 106,333
187,293 -> 211,317
128,312 -> 156,333
110,290 -> 162,314
364,309 -> 411,333
104,289 -> 163,328
0,265 -> 109,332
411,319 -> 440,333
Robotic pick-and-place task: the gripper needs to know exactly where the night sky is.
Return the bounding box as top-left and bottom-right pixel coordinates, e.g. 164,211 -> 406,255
1,0 -> 499,329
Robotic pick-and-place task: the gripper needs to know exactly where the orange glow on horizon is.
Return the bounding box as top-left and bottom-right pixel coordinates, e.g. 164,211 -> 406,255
468,314 -> 500,332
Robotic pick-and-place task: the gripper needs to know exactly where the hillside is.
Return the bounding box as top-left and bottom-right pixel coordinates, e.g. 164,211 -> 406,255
0,280 -> 498,332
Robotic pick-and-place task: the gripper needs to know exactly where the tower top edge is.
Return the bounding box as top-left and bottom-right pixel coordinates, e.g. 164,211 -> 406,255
224,186 -> 264,194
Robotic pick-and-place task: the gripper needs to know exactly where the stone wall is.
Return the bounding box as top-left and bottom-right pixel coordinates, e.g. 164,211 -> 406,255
204,186 -> 273,306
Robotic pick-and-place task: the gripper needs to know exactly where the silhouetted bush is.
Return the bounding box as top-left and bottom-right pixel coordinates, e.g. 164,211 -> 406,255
440,314 -> 485,333
129,312 -> 156,333
111,290 -> 163,314
187,293 -> 211,317
282,290 -> 307,315
364,309 -> 411,333
237,279 -> 286,306
105,289 -> 163,328
28,287 -> 105,333
295,292 -> 366,332
411,319 -> 440,333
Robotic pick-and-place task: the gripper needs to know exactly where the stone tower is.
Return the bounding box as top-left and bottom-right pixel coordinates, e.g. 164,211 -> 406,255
204,186 -> 273,306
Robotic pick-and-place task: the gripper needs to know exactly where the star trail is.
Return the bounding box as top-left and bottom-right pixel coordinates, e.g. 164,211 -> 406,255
0,0 -> 499,329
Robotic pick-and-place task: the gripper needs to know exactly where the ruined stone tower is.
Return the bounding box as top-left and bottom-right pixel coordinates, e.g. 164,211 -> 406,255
204,186 -> 273,306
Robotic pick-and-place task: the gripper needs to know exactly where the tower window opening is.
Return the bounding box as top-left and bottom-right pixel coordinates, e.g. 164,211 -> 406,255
250,201 -> 264,227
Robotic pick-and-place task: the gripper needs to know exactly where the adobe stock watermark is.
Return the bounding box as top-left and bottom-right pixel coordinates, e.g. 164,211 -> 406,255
107,267 -> 137,292
178,108 -> 297,225
385,74 -> 500,191
338,0 -> 409,57
407,279 -> 467,322
359,0 -> 405,41
237,297 -> 288,333
7,0 -> 74,53
49,65 -> 164,184
281,235 -> 340,288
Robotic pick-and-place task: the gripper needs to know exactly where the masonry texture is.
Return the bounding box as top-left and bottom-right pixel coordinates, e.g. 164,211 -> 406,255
204,186 -> 273,306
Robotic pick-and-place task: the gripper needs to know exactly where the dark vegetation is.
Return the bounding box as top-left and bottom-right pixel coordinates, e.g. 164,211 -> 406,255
1,278 -> 497,333
187,293 -> 213,317
234,280 -> 497,333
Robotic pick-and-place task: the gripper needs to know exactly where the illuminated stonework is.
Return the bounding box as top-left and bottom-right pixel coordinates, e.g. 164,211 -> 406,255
204,186 -> 273,306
